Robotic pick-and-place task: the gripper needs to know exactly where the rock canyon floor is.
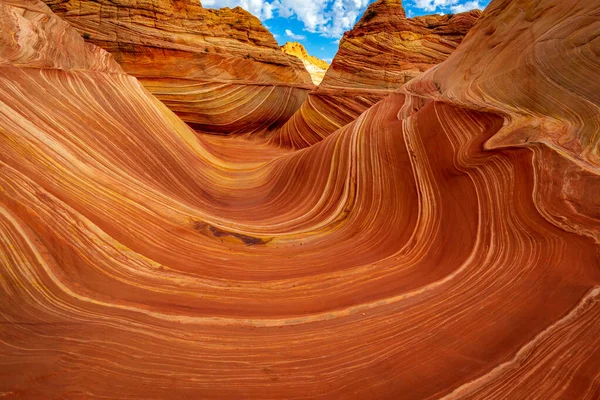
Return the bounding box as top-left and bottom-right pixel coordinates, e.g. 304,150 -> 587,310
0,0 -> 599,399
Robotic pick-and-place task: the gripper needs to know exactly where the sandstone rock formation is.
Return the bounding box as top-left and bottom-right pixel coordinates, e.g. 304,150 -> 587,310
327,0 -> 482,89
1,0 -> 600,399
42,0 -> 314,134
403,0 -> 600,174
271,0 -> 481,148
281,42 -> 329,85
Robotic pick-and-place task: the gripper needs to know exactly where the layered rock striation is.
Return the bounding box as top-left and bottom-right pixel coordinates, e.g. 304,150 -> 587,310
1,0 -> 600,398
326,0 -> 482,89
271,0 -> 481,148
403,0 -> 600,173
281,42 -> 329,85
42,0 -> 314,134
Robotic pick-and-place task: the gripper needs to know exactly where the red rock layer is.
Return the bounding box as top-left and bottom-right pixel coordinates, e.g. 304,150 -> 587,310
270,0 -> 481,148
42,0 -> 314,134
1,0 -> 600,399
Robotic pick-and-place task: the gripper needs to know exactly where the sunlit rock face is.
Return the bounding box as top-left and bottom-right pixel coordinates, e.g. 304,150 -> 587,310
281,42 -> 329,85
270,0 -> 480,148
1,0 -> 600,399
42,0 -> 314,134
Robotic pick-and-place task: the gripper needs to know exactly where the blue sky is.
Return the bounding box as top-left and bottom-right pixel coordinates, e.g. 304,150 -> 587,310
203,0 -> 491,62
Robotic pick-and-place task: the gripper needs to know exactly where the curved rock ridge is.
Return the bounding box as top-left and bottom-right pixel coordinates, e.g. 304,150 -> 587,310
270,0 -> 481,148
0,0 -> 122,73
281,42 -> 329,85
403,0 -> 600,173
1,0 -> 600,399
42,0 -> 314,134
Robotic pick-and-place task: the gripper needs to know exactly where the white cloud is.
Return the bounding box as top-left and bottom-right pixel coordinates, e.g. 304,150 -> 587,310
278,0 -> 330,32
450,0 -> 481,12
285,29 -> 306,40
203,0 -> 371,39
322,0 -> 370,38
412,0 -> 458,12
202,0 -> 275,20
411,0 -> 483,13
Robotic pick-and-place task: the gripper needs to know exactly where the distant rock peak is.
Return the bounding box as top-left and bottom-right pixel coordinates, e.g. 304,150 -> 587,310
352,0 -> 481,38
281,42 -> 329,69
281,42 -> 329,85
355,0 -> 407,30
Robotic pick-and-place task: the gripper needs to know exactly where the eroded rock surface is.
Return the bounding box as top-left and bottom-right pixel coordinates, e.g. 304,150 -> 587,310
271,0 -> 481,148
1,0 -> 599,399
42,0 -> 314,134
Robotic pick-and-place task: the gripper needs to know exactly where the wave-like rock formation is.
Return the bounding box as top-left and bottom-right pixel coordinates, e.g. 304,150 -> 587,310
42,0 -> 314,134
270,0 -> 481,148
1,0 -> 600,398
403,0 -> 600,175
281,42 -> 329,85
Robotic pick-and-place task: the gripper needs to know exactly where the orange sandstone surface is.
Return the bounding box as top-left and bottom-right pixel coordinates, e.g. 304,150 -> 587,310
42,0 -> 314,134
281,42 -> 329,85
270,0 -> 481,148
1,0 -> 600,399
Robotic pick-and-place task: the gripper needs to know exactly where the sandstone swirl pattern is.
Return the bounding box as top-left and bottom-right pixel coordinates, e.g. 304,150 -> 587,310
1,0 -> 600,399
270,0 -> 481,148
42,0 -> 314,134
